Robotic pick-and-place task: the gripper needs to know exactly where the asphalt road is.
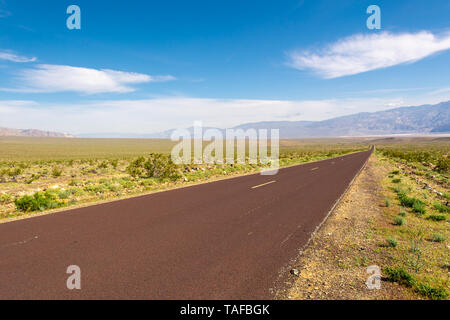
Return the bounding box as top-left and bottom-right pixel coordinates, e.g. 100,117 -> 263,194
0,148 -> 372,299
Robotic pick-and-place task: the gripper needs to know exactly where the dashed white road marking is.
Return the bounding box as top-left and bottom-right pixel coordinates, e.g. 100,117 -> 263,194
251,180 -> 276,189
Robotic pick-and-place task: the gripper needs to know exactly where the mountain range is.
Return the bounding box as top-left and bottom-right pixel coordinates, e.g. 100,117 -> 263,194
1,101 -> 449,138
0,127 -> 73,138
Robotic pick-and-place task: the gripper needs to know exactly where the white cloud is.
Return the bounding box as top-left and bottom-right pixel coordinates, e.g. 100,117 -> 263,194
1,94 -> 449,134
287,31 -> 450,78
0,51 -> 36,62
7,64 -> 175,94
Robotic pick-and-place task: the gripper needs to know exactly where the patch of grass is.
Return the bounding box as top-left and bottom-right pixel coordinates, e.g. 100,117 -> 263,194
58,190 -> 71,200
385,198 -> 391,207
415,282 -> 448,300
426,214 -> 446,222
392,178 -> 401,183
393,216 -> 405,226
391,170 -> 400,175
398,192 -> 425,209
386,237 -> 398,247
0,193 -> 12,204
432,233 -> 445,243
383,266 -> 415,287
51,167 -> 63,177
412,201 -> 427,215
433,202 -> 449,214
399,211 -> 407,217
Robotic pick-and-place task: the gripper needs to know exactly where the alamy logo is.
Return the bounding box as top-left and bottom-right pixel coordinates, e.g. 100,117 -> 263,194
66,265 -> 81,290
366,265 -> 381,289
170,122 -> 279,175
366,5 -> 381,30
66,5 -> 81,30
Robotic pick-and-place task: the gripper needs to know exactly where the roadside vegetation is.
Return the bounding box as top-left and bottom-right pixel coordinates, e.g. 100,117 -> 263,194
0,137 -> 368,219
285,138 -> 448,300
375,143 -> 449,300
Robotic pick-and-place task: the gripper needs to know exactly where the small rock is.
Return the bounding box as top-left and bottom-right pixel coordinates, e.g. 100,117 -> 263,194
290,269 -> 300,277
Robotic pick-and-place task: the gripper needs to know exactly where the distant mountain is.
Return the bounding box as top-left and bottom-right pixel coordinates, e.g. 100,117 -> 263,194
132,100 -> 449,139
16,100 -> 449,139
0,127 -> 73,138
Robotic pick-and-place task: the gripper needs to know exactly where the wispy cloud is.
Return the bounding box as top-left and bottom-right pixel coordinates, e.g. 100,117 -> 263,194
5,64 -> 176,94
287,31 -> 450,78
0,50 -> 36,62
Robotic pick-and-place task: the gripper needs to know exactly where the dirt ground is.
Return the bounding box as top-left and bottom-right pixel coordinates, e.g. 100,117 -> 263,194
279,155 -> 419,300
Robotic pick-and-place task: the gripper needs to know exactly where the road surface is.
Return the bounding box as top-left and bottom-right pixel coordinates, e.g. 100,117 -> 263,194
0,148 -> 372,299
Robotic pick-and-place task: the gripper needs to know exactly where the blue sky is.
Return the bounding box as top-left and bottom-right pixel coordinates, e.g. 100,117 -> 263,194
0,0 -> 449,134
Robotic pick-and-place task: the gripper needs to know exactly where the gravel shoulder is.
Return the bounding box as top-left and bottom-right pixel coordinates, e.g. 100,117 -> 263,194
279,154 -> 415,300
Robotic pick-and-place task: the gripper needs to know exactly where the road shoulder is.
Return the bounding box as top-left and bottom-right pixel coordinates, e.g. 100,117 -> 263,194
278,154 -> 412,299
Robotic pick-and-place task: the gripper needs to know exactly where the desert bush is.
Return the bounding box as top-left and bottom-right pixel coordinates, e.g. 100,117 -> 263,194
432,233 -> 446,242
415,282 -> 448,300
433,202 -> 449,213
412,201 -> 426,215
98,161 -> 109,169
52,167 -> 62,177
393,216 -> 405,226
0,193 -> 12,204
397,192 -> 425,212
383,266 -> 415,287
435,157 -> 449,174
109,159 -> 119,169
127,154 -> 180,181
386,237 -> 398,247
58,190 -> 71,199
25,174 -> 41,184
426,214 -> 446,222
15,192 -> 64,212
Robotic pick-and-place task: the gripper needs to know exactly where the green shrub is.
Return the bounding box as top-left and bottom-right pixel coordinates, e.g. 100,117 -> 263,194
415,282 -> 448,300
433,202 -> 449,213
52,167 -> 62,177
392,178 -> 401,183
98,161 -> 109,169
399,211 -> 407,217
435,157 -> 449,174
127,154 -> 180,181
427,214 -> 446,222
398,192 -> 425,212
390,170 -> 400,174
0,193 -> 12,204
386,237 -> 398,247
14,192 -> 64,212
385,199 -> 390,207
109,159 -> 119,169
393,216 -> 405,226
58,190 -> 71,199
432,233 -> 445,242
412,201 -> 426,215
8,168 -> 23,177
383,267 -> 415,287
